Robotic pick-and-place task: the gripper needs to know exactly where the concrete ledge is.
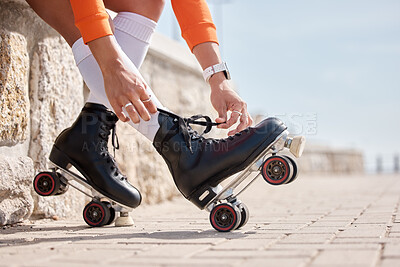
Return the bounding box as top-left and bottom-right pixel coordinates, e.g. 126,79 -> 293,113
149,33 -> 202,74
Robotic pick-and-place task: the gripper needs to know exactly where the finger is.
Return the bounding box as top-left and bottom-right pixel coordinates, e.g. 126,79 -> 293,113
228,112 -> 247,136
126,86 -> 151,121
215,106 -> 228,128
133,99 -> 151,121
141,94 -> 157,114
240,101 -> 252,127
225,101 -> 245,128
234,111 -> 248,134
228,129 -> 237,136
223,112 -> 240,131
113,103 -> 129,122
124,102 -> 140,124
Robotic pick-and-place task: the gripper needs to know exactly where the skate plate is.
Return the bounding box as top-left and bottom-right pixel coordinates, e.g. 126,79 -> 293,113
34,163 -> 134,227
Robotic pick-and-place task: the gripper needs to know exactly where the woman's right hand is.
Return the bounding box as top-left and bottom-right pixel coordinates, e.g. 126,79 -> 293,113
87,35 -> 157,123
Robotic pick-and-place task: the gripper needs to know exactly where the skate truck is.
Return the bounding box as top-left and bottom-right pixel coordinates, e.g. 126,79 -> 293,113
33,161 -> 135,227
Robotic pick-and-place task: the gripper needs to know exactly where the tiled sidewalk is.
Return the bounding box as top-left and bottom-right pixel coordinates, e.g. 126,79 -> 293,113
1,174 -> 399,267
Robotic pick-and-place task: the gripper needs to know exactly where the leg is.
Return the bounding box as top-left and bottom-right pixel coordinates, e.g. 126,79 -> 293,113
26,1 -> 143,210
27,0 -> 166,141
104,0 -> 165,22
26,0 -> 81,47
74,0 -> 167,140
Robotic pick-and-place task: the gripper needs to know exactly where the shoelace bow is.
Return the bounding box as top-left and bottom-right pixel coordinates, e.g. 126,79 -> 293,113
159,109 -> 225,153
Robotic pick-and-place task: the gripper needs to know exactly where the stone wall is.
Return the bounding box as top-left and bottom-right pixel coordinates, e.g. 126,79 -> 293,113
0,0 -> 217,225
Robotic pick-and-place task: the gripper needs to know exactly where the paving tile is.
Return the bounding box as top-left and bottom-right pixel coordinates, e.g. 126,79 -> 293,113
382,243 -> 400,258
336,228 -> 387,238
331,237 -> 388,244
133,244 -> 211,258
309,222 -> 352,228
262,223 -> 306,230
242,232 -> 285,239
110,258 -> 232,267
194,249 -> 311,260
209,238 -> 276,250
278,234 -> 333,244
380,258 -> 400,267
270,243 -> 380,250
390,224 -> 400,232
297,227 -> 341,234
310,250 -> 380,266
236,257 -> 309,267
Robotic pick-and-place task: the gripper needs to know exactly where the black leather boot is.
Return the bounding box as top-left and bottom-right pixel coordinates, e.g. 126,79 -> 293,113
49,103 -> 141,208
153,109 -> 287,208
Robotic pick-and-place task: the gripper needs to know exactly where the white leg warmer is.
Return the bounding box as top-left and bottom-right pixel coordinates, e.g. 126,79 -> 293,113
71,13 -> 163,142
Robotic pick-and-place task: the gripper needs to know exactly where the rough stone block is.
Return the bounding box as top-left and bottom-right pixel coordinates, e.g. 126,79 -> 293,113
0,31 -> 29,145
0,155 -> 34,226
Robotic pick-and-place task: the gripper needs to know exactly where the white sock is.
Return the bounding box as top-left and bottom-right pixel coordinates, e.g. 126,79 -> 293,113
71,14 -> 164,142
114,12 -> 157,68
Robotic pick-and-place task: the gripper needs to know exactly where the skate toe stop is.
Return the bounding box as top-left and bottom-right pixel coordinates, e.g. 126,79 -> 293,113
115,214 -> 134,227
290,136 -> 306,158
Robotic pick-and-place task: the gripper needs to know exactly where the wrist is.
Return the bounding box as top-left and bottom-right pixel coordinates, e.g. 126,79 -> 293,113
209,72 -> 227,88
100,57 -> 125,74
203,62 -> 231,84
87,35 -> 125,72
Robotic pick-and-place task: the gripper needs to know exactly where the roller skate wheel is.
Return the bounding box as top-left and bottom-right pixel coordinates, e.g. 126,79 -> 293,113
289,136 -> 306,158
283,156 -> 298,183
102,201 -> 116,226
237,203 -> 250,229
33,172 -> 61,196
209,203 -> 241,232
262,156 -> 291,185
83,201 -> 111,227
115,212 -> 134,227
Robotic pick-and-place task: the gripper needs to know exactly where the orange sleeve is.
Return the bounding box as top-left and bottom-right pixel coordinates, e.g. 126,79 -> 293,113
171,0 -> 219,51
69,0 -> 113,44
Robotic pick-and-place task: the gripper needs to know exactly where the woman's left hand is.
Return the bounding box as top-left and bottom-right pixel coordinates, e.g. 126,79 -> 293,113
209,73 -> 253,136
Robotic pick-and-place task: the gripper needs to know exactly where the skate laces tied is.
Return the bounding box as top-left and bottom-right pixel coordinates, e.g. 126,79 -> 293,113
158,109 -> 222,153
98,122 -> 125,179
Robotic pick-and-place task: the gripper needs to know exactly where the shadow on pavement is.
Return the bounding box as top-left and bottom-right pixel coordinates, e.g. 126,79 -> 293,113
0,226 -> 248,248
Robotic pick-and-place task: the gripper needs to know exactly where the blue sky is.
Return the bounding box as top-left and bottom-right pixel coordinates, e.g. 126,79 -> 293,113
156,0 -> 400,172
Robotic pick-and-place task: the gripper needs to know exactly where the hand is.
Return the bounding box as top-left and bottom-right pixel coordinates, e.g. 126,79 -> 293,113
87,36 -> 157,123
102,63 -> 157,123
209,73 -> 253,136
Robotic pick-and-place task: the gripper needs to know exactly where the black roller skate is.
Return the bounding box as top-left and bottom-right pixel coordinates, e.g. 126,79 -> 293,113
33,103 -> 141,227
153,109 -> 305,232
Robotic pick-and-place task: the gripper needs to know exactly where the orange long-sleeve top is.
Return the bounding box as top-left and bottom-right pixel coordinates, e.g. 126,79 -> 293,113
69,0 -> 219,51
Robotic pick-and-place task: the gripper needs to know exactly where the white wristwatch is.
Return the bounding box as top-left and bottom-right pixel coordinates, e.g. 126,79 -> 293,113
202,62 -> 231,83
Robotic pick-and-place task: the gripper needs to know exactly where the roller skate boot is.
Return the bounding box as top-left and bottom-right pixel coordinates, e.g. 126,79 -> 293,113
33,103 -> 141,227
153,109 -> 305,232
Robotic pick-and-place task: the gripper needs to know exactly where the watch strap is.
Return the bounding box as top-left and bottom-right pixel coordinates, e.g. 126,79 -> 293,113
203,62 -> 231,83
